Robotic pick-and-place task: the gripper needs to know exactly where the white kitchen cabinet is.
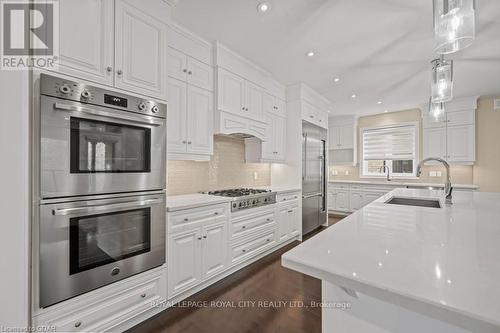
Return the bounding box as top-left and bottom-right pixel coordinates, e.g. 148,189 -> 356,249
277,202 -> 299,242
217,68 -> 246,116
167,47 -> 213,91
56,0 -> 114,85
349,191 -> 364,211
422,109 -> 475,164
245,111 -> 286,163
201,221 -> 227,279
246,81 -> 265,119
335,189 -> 350,212
168,228 -> 202,297
114,0 -> 167,100
328,190 -> 336,212
52,0 -> 167,100
167,78 -> 213,160
166,78 -> 187,154
363,192 -> 385,206
330,124 -> 354,150
423,127 -> 447,161
446,125 -> 475,162
186,85 -> 213,155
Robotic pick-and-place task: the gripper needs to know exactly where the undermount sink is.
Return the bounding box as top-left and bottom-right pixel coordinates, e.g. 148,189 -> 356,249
385,197 -> 442,208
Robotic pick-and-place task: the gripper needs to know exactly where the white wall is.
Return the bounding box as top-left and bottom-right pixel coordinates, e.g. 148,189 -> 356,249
0,71 -> 30,328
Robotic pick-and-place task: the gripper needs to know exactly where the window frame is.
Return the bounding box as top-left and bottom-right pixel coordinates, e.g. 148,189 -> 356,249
359,122 -> 420,179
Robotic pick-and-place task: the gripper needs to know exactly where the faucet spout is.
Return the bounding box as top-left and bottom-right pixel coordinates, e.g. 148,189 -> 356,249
416,157 -> 453,204
379,165 -> 391,182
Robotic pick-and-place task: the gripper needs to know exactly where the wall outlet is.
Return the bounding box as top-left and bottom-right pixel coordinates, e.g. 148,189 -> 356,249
253,172 -> 258,180
429,171 -> 437,177
332,170 -> 338,175
345,170 -> 349,176
494,99 -> 500,111
436,171 -> 442,177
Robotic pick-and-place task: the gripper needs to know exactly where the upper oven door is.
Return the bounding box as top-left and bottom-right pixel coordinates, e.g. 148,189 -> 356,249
40,95 -> 166,198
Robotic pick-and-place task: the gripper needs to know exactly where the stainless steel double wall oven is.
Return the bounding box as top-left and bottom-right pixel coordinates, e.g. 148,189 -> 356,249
37,74 -> 167,307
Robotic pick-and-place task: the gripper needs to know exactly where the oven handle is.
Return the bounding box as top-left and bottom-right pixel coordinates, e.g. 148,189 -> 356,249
52,198 -> 163,216
53,102 -> 164,127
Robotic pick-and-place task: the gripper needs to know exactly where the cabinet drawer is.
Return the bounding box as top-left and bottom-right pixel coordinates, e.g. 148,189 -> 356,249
230,230 -> 276,265
230,212 -> 275,240
276,192 -> 300,203
34,271 -> 165,332
170,204 -> 227,228
329,184 -> 349,190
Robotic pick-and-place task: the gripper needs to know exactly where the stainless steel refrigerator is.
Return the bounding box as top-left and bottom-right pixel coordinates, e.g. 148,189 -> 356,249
302,121 -> 327,235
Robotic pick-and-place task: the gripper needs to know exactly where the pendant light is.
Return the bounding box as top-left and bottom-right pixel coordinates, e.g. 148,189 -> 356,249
428,97 -> 446,122
431,56 -> 453,103
433,0 -> 475,54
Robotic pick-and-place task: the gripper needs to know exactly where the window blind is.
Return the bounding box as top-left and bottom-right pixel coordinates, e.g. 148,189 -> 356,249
362,125 -> 416,161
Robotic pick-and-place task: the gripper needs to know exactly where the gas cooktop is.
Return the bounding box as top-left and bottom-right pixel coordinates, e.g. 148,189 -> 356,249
204,188 -> 276,212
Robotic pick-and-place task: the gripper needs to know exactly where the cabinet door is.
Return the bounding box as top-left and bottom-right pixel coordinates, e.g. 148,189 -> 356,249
317,110 -> 328,128
186,85 -> 213,155
218,68 -> 245,114
288,204 -> 299,236
339,125 -> 354,149
201,222 -> 227,279
261,113 -> 276,160
349,192 -> 363,211
277,206 -> 290,242
447,125 -> 475,162
275,98 -> 286,115
114,1 -> 167,99
423,127 -> 447,161
274,116 -> 286,161
187,57 -> 213,91
246,81 -> 264,119
335,190 -> 349,211
167,47 -> 187,82
57,0 -> 114,85
263,93 -> 275,114
363,192 -> 384,206
328,191 -> 336,211
168,229 -> 202,296
167,78 -> 187,154
302,101 -> 318,125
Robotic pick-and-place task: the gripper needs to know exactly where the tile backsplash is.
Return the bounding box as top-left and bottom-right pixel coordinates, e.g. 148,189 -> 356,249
167,135 -> 271,195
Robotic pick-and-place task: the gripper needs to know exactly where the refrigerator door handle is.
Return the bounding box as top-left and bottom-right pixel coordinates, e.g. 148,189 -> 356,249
302,192 -> 322,199
302,133 -> 307,181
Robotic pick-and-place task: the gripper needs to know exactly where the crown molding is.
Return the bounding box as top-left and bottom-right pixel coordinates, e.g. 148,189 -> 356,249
164,0 -> 180,7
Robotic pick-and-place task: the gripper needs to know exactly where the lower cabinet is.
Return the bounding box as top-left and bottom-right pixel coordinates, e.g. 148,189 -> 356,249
277,201 -> 299,242
349,191 -> 364,211
328,184 -> 394,214
168,221 -> 227,297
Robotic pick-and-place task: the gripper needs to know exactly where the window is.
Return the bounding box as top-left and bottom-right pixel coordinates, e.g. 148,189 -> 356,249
361,123 -> 418,178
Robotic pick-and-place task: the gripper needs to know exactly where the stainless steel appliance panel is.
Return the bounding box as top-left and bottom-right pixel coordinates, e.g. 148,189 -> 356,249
39,192 -> 166,307
40,95 -> 166,198
302,121 -> 327,235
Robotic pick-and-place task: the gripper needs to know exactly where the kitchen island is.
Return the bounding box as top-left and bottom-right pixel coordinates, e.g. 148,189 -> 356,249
282,188 -> 500,333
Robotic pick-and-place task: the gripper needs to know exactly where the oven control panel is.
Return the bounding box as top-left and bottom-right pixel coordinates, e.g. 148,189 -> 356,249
231,194 -> 277,212
40,73 -> 167,119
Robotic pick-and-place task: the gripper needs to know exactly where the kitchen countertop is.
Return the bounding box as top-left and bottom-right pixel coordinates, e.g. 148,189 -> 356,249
282,188 -> 500,332
166,193 -> 233,212
328,179 -> 479,189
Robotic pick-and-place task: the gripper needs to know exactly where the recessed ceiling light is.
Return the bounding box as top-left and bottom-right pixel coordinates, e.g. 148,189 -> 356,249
306,51 -> 315,57
377,101 -> 382,105
384,110 -> 389,113
351,94 -> 356,98
334,78 -> 340,83
257,2 -> 270,13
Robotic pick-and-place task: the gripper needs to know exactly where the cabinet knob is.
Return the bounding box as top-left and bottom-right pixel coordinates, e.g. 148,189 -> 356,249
214,212 -> 219,215
117,69 -> 123,76
188,71 -> 192,75
183,69 -> 187,73
187,141 -> 192,144
106,66 -> 113,73
242,249 -> 246,253
266,239 -> 271,242
242,107 -> 245,110
198,236 -> 202,240
182,140 -> 187,144
203,235 -> 207,239
242,225 -> 246,229
74,321 -> 82,328
184,218 -> 189,222
141,293 -> 147,298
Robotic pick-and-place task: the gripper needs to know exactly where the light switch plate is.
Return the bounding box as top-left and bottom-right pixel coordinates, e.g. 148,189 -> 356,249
253,172 -> 258,180
430,171 -> 437,177
345,170 -> 349,175
494,99 -> 500,110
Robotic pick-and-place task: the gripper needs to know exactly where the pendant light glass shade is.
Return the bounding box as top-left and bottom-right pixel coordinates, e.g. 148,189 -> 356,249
431,57 -> 453,103
428,97 -> 446,122
433,0 -> 475,54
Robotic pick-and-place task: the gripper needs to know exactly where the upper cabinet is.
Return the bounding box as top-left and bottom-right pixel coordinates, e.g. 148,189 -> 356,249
53,0 -> 168,100
422,97 -> 477,165
166,24 -> 215,161
286,83 -> 330,130
328,116 -> 357,166
57,0 -> 114,85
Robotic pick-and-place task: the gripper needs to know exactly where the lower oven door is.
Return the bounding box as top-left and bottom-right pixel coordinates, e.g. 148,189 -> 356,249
39,192 -> 166,308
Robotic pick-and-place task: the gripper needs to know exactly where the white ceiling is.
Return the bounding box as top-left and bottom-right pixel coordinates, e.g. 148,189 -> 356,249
171,0 -> 500,116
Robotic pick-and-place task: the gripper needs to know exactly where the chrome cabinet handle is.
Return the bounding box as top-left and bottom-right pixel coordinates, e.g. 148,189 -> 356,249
288,210 -> 293,213
53,198 -> 163,216
203,235 -> 207,239
242,107 -> 245,110
183,69 -> 187,73
241,225 -> 246,229
242,249 -> 246,253
182,140 -> 187,144
266,239 -> 271,242
187,141 -> 192,144
214,212 -> 219,215
141,293 -> 146,298
74,322 -> 82,328
117,69 -> 123,75
188,71 -> 192,75
106,66 -> 113,73
302,192 -> 322,199
184,218 -> 189,222
198,236 -> 202,240
53,103 -> 163,126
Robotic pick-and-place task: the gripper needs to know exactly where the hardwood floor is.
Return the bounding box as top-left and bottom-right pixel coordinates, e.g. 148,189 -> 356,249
128,244 -> 322,333
128,216 -> 346,333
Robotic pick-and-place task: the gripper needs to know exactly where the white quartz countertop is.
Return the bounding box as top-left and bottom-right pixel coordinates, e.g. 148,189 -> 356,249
166,194 -> 233,212
328,179 -> 479,189
282,188 -> 500,332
